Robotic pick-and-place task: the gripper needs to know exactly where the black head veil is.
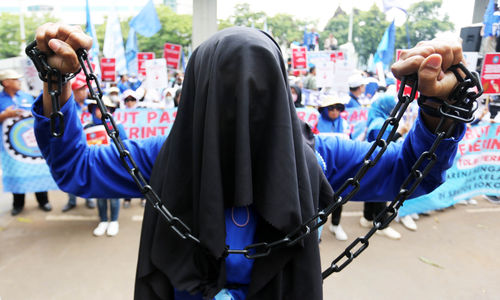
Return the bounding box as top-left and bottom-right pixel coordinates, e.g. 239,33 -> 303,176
135,27 -> 330,299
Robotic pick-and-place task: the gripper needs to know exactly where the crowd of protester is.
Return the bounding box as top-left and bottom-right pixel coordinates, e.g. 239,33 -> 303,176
0,27 -> 498,246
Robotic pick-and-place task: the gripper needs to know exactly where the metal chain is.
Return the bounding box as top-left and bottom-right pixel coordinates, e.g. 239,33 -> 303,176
27,42 -> 482,275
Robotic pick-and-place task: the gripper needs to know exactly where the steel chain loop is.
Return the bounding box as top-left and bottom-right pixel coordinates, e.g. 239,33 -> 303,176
27,41 -> 481,277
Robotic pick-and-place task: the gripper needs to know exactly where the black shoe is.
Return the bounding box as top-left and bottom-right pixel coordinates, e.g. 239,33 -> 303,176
86,200 -> 96,209
62,203 -> 76,212
11,207 -> 23,216
39,203 -> 52,212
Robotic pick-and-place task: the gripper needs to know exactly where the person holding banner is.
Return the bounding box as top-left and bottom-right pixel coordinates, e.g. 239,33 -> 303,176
0,69 -> 52,216
32,23 -> 467,299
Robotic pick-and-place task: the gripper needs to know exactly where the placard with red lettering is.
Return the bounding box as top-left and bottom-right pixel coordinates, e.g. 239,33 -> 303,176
481,53 -> 500,95
137,52 -> 155,76
163,43 -> 182,70
100,58 -> 116,82
292,46 -> 307,70
84,125 -> 110,145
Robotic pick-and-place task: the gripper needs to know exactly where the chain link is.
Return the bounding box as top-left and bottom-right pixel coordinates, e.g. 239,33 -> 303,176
27,41 -> 481,276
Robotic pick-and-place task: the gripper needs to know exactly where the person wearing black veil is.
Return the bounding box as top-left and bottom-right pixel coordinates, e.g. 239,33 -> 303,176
33,23 -> 467,300
135,27 -> 333,299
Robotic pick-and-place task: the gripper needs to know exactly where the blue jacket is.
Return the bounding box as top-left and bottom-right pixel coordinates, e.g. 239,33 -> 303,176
33,94 -> 464,298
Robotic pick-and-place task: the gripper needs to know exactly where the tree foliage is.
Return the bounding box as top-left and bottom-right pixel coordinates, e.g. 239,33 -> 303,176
323,0 -> 454,65
395,0 -> 454,49
0,12 -> 58,58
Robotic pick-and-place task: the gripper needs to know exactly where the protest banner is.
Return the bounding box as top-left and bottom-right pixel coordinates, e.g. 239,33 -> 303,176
163,43 -> 182,70
1,113 -> 58,193
137,52 -> 155,76
144,58 -> 168,91
296,107 -> 319,128
344,107 -> 368,140
100,58 -> 116,82
399,122 -> 500,216
480,53 -> 500,95
291,46 -> 307,70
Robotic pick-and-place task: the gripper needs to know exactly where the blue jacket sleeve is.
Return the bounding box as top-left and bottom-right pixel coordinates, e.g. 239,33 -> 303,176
315,110 -> 466,202
33,94 -> 166,199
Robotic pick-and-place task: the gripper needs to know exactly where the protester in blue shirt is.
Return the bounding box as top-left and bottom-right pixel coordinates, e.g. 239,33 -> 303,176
0,69 -> 52,216
346,73 -> 366,108
33,23 -> 466,300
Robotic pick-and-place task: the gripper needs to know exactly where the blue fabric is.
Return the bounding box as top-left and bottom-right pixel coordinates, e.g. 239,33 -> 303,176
315,111 -> 466,202
316,108 -> 346,134
32,93 -> 252,298
125,28 -> 139,75
345,92 -> 361,108
366,93 -> 397,141
483,0 -> 498,37
129,0 -> 161,37
373,21 -> 396,70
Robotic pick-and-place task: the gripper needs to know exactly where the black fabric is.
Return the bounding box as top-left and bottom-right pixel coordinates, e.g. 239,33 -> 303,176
134,27 -> 333,300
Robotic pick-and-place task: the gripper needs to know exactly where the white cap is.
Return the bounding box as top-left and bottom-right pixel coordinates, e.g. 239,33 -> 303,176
122,89 -> 138,101
348,73 -> 367,88
319,93 -> 349,108
0,69 -> 22,81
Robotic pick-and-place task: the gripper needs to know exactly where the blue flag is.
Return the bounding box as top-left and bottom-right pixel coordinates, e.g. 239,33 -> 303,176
125,28 -> 139,75
373,20 -> 396,70
129,0 -> 161,37
86,0 -> 100,75
483,0 -> 496,37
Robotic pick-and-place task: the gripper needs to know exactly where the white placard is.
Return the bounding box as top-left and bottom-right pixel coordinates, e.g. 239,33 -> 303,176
145,58 -> 168,90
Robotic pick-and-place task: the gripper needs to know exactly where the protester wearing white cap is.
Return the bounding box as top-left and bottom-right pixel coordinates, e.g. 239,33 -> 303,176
0,69 -> 52,215
315,94 -> 351,241
122,89 -> 138,109
346,73 -> 367,108
107,86 -> 121,107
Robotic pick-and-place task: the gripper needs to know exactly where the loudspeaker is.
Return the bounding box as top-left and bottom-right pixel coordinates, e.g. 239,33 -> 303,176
460,26 -> 482,52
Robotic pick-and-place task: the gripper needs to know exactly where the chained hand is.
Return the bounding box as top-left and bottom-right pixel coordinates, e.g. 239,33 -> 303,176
35,23 -> 92,118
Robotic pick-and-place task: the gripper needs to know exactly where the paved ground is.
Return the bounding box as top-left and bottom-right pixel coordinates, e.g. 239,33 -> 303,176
0,190 -> 499,300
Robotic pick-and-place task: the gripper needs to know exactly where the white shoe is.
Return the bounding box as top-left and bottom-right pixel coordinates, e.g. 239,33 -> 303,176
399,215 -> 417,231
376,226 -> 401,240
359,216 -> 372,228
93,222 -> 109,236
329,224 -> 348,241
107,221 -> 119,236
410,213 -> 419,220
